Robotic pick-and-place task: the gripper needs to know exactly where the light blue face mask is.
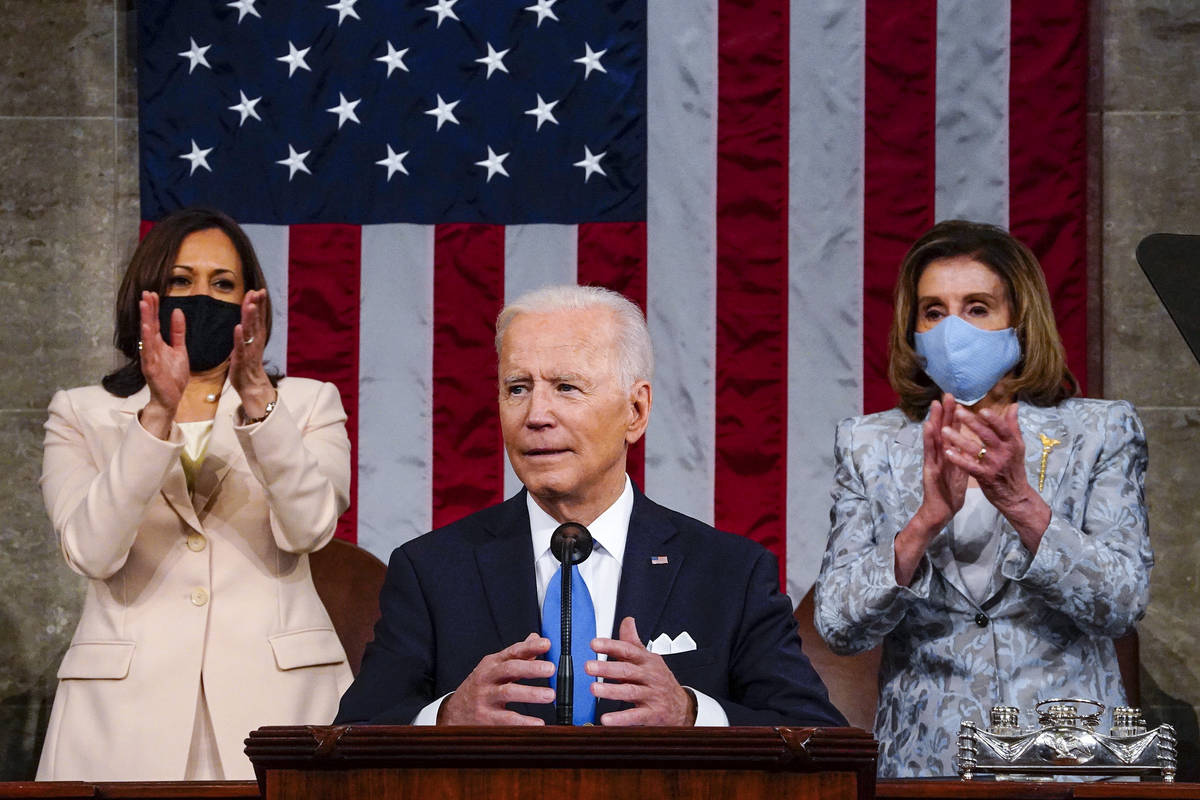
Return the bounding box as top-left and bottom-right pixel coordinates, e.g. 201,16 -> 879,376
913,315 -> 1021,405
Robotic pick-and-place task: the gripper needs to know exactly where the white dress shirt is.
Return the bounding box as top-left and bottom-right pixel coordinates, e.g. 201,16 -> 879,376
529,476 -> 631,644
414,476 -> 727,726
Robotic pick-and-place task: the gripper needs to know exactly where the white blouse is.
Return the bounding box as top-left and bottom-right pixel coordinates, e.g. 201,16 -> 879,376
949,487 -> 1003,605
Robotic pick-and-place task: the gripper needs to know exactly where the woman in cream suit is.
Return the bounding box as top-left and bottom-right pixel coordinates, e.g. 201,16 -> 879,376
37,208 -> 352,780
814,220 -> 1153,777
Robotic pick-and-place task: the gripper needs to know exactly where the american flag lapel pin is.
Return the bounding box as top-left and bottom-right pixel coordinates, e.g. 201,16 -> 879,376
651,555 -> 669,565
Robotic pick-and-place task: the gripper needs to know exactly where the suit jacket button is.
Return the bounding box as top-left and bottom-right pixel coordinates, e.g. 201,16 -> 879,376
975,612 -> 989,627
187,533 -> 207,552
191,587 -> 209,607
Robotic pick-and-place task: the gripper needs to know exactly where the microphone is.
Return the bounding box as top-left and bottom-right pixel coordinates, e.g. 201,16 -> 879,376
549,522 -> 593,725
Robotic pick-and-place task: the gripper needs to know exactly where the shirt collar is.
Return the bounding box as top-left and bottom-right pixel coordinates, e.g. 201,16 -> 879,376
528,475 -> 633,568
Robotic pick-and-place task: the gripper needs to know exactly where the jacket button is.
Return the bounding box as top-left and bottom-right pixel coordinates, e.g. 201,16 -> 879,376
186,533 -> 207,552
975,612 -> 989,627
191,588 -> 209,607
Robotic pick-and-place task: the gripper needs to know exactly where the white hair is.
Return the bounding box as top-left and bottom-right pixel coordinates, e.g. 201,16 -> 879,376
494,284 -> 654,387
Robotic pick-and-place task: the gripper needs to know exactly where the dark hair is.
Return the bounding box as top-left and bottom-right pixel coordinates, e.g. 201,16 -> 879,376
102,207 -> 278,396
888,219 -> 1078,421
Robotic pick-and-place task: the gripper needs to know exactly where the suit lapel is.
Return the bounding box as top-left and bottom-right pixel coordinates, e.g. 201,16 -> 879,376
612,491 -> 682,641
988,402 -> 1079,578
474,492 -> 542,650
1018,402 -> 1076,503
978,403 -> 1076,605
190,382 -> 248,515
117,389 -> 204,535
472,491 -> 552,722
599,491 -> 682,720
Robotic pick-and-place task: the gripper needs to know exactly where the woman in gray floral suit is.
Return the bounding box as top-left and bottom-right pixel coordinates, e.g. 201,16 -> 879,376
814,220 -> 1152,777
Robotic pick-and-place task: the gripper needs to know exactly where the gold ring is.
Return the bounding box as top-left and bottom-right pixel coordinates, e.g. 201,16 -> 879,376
976,447 -> 987,462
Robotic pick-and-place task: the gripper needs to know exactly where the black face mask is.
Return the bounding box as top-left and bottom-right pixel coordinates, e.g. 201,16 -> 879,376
158,294 -> 242,372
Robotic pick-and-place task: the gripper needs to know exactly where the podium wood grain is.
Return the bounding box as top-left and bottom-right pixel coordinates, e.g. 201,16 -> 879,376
244,725 -> 878,800
3,777 -> 1197,799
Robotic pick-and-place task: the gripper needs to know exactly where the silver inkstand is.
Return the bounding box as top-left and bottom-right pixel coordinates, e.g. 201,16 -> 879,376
956,698 -> 1177,782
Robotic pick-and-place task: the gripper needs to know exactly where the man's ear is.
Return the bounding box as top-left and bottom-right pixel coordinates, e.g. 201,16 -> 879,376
626,381 -> 652,444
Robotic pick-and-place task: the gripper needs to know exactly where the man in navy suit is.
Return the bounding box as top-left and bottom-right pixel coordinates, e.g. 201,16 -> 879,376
336,285 -> 845,727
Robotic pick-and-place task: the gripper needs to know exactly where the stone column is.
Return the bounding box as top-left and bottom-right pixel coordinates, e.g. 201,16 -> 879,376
1095,0 -> 1200,782
0,0 -> 140,778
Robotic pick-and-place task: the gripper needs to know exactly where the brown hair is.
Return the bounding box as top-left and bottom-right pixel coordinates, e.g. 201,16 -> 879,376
102,207 -> 275,396
888,219 -> 1078,420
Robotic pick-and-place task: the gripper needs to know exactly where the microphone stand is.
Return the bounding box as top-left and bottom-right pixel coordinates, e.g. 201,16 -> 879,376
556,539 -> 574,726
549,521 -> 592,725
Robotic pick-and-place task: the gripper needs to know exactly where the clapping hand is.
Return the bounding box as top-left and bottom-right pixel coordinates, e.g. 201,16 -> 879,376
941,402 -> 1051,549
229,288 -> 275,418
137,291 -> 189,439
917,395 -> 969,530
895,394 -> 970,584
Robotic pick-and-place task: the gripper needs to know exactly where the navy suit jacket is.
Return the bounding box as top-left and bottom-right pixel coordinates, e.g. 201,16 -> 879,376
336,489 -> 846,727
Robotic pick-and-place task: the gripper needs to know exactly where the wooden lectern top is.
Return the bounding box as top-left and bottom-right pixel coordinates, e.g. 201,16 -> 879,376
246,725 -> 878,800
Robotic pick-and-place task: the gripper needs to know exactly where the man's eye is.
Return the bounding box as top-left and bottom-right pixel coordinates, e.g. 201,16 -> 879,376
508,385 -> 527,395
557,383 -> 578,392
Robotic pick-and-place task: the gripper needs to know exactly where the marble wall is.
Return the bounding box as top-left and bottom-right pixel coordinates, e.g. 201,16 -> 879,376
1095,0 -> 1200,779
0,0 -> 1196,781
0,0 -> 140,777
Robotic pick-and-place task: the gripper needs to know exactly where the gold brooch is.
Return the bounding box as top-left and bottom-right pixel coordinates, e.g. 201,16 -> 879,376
1037,433 -> 1062,492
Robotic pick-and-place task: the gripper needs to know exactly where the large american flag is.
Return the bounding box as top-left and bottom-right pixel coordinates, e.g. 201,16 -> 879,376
138,0 -> 1089,600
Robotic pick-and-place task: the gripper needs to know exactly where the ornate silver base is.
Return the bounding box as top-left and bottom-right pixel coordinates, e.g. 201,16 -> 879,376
956,699 -> 1177,782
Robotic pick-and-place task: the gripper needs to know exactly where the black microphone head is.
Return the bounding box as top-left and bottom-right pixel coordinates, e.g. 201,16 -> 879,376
550,522 -> 594,565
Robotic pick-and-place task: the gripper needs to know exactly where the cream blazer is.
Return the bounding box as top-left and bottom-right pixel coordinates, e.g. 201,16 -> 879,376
36,377 -> 354,781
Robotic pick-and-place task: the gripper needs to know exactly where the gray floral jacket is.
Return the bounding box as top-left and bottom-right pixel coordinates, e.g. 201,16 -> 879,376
814,398 -> 1152,777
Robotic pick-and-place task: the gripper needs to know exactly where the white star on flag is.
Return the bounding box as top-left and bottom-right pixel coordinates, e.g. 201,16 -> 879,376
179,139 -> 213,175
178,38 -> 212,74
475,147 -> 510,182
326,0 -> 360,25
227,0 -> 260,23
524,0 -> 558,27
276,144 -> 312,180
228,91 -> 262,126
425,94 -> 460,131
277,41 -> 312,77
574,43 -> 607,79
376,145 -> 410,180
376,42 -> 409,77
425,0 -> 459,28
475,43 -> 510,79
573,146 -> 606,182
524,94 -> 559,130
327,93 -> 362,128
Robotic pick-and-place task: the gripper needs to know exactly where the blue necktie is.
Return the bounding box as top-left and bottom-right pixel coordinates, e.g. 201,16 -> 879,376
541,565 -> 597,725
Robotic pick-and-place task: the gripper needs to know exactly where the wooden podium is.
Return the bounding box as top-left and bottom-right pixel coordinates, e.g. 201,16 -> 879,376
245,725 -> 877,800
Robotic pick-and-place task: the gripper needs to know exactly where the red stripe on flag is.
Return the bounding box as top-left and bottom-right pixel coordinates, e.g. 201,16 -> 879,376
432,224 -> 506,529
286,224 -> 361,543
577,221 -> 648,489
1009,0 -> 1089,394
139,220 -> 155,240
863,0 -> 937,414
715,0 -> 789,583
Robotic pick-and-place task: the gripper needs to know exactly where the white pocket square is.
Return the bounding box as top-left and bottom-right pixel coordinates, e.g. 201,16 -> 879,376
647,631 -> 697,655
